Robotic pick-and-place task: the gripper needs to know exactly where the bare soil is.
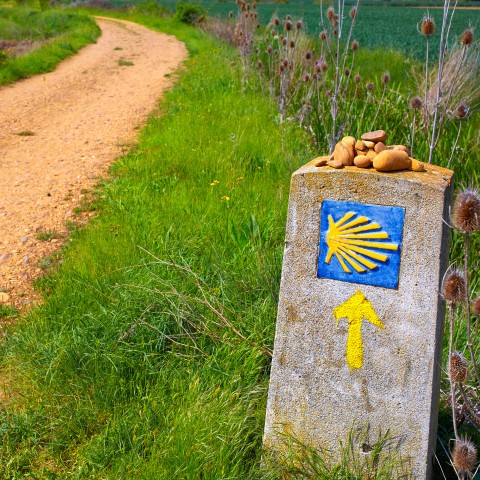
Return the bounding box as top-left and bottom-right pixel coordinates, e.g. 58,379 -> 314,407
0,17 -> 187,307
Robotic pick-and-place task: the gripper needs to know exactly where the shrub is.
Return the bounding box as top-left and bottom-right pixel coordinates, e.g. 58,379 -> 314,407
175,3 -> 206,25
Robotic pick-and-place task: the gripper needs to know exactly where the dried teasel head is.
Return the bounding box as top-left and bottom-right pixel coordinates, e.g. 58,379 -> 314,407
461,28 -> 474,46
256,60 -> 262,69
284,20 -> 292,31
286,14 -> 291,20
228,11 -> 233,18
296,20 -> 302,30
410,96 -> 423,110
366,82 -> 374,91
351,40 -> 359,51
305,50 -> 311,60
452,438 -> 477,474
455,103 -> 470,120
326,7 -> 335,20
289,40 -> 295,48
349,7 -> 357,19
442,269 -> 467,304
452,188 -> 480,233
282,37 -> 287,46
267,45 -> 272,54
354,73 -> 361,83
274,17 -> 280,26
473,296 -> 480,316
420,14 -> 435,36
304,73 -> 310,83
320,30 -> 327,41
344,68 -> 350,77
450,352 -> 468,383
381,71 -> 390,85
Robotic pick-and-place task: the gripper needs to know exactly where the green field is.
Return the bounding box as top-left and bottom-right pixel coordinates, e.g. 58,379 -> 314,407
116,0 -> 480,59
0,6 -> 100,84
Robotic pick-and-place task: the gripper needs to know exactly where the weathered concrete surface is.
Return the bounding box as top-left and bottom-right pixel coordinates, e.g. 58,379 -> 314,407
263,162 -> 454,479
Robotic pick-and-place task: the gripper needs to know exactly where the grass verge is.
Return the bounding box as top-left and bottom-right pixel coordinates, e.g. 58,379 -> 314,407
0,14 -> 312,478
0,6 -> 100,85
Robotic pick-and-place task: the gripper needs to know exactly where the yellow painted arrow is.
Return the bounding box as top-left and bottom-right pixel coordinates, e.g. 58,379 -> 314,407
333,290 -> 384,370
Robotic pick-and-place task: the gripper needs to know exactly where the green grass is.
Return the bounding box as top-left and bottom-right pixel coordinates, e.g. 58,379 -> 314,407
0,6 -> 100,85
0,14 -> 313,478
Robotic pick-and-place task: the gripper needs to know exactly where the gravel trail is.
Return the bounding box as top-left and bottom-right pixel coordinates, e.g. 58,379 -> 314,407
0,17 -> 187,306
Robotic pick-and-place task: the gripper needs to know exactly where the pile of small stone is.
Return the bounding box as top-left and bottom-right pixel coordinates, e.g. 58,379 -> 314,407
313,130 -> 425,173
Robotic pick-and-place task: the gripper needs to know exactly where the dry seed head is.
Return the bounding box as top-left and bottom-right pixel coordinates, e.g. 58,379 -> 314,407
320,30 -> 327,41
452,189 -> 480,233
267,45 -> 272,54
256,60 -> 262,69
318,59 -> 327,72
326,7 -> 335,20
456,103 -> 469,120
420,14 -> 435,36
442,269 -> 467,303
333,28 -> 338,36
289,40 -> 295,48
296,20 -> 302,30
274,17 -> 280,26
450,352 -> 468,383
366,82 -> 374,91
228,11 -> 233,18
282,37 -> 287,46
381,71 -> 390,85
282,59 -> 288,67
304,73 -> 310,83
351,39 -> 359,50
279,63 -> 285,73
354,73 -> 361,83
306,50 -> 311,60
473,296 -> 480,315
461,28 -> 474,45
410,96 -> 423,110
344,68 -> 350,77
285,20 -> 292,31
452,438 -> 477,474
349,6 -> 357,19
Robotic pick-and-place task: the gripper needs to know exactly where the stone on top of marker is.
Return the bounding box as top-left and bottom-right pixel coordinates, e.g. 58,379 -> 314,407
314,130 -> 426,173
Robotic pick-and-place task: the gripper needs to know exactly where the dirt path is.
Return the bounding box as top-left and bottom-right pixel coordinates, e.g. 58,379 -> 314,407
0,17 -> 187,307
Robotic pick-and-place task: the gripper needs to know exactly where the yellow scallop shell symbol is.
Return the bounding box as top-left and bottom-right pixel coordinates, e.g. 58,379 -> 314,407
325,212 -> 398,274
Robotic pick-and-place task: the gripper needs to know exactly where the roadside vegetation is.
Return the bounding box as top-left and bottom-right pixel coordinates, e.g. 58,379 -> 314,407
0,1 -> 479,478
0,6 -> 99,85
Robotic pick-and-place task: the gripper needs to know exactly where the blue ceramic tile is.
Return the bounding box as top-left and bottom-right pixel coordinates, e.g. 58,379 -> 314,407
317,200 -> 405,289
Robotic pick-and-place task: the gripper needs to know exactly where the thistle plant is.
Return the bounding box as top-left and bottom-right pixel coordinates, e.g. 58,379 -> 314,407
442,188 -> 480,478
233,0 -> 259,92
412,3 -> 480,165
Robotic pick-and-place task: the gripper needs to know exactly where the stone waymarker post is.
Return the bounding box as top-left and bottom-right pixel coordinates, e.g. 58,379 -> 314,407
263,161 -> 454,479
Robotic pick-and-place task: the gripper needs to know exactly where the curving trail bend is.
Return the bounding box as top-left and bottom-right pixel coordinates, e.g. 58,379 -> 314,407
0,17 -> 187,306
